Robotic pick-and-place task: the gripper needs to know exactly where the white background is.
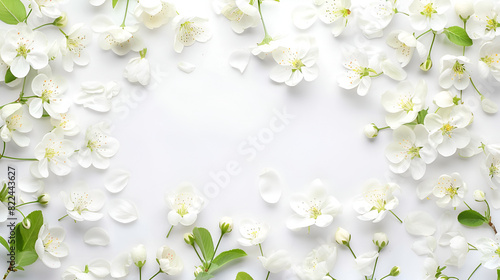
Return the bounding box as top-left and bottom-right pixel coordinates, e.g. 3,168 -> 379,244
1,0 -> 500,279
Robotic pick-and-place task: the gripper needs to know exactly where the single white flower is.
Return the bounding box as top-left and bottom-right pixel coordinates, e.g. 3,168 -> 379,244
352,179 -> 400,223
381,80 -> 427,129
335,227 -> 351,245
363,123 -> 378,138
358,0 -> 396,38
439,55 -> 470,90
124,49 -> 150,86
409,0 -> 450,31
134,0 -> 177,29
258,250 -> 292,273
30,0 -> 63,18
30,73 -> 70,118
476,235 -> 500,269
165,183 -> 206,226
62,259 -> 110,280
110,252 -> 132,278
354,251 -> 379,276
172,15 -> 212,53
78,122 -> 120,169
446,235 -> 468,267
318,0 -> 352,37
455,0 -> 474,19
478,41 -> 500,81
60,23 -> 92,72
60,182 -> 106,221
373,232 -> 389,249
270,36 -> 319,86
213,0 -> 260,33
468,0 -> 500,40
286,179 -> 341,230
1,23 -> 48,78
35,224 -> 68,268
92,15 -> 143,56
385,125 -> 437,180
50,112 -> 80,136
76,81 -> 120,112
131,244 -> 147,268
424,105 -> 473,157
294,244 -> 337,280
219,216 -> 233,233
337,48 -> 379,96
482,153 -> 500,189
0,104 -> 33,147
423,257 -> 440,280
474,190 -> 486,202
238,219 -> 270,246
30,130 -> 76,178
386,30 -> 426,67
419,173 -> 467,208
156,246 -> 183,275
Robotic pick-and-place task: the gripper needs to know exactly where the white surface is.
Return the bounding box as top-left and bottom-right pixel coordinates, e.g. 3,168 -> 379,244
0,0 -> 499,279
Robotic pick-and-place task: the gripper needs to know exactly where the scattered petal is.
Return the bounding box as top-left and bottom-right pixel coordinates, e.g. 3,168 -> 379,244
108,199 -> 139,223
229,49 -> 251,74
404,211 -> 436,236
105,169 -> 130,193
177,61 -> 196,73
84,227 -> 110,246
258,169 -> 282,204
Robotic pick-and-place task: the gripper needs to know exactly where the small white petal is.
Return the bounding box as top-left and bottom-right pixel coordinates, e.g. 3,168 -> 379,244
177,61 -> 196,73
404,211 -> 437,236
88,259 -> 111,277
292,4 -> 318,29
110,252 -> 132,278
108,199 -> 139,223
104,169 -> 130,193
258,169 -> 282,204
229,49 -> 251,73
84,227 -> 110,246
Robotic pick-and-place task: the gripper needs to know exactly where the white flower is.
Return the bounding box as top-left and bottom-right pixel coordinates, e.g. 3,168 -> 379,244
363,123 -> 378,138
423,257 -> 440,280
417,173 -> 467,208
251,35 -> 285,59
62,260 -> 110,280
335,227 -> 350,245
60,23 -> 92,72
238,219 -> 270,246
286,179 -> 341,230
124,49 -> 150,86
468,0 -> 500,40
482,153 -> 500,189
446,235 -> 468,267
60,183 -> 106,221
78,122 -> 120,169
35,224 -> 68,268
30,73 -> 70,118
134,0 -> 177,29
337,49 -> 379,96
0,104 -> 32,147
92,15 -> 143,56
258,250 -> 292,273
424,105 -> 473,157
385,125 -> 437,180
358,0 -> 396,38
1,23 -> 48,78
386,30 -> 426,67
165,183 -> 206,226
30,0 -> 62,18
50,113 -> 80,136
474,190 -> 486,202
409,0 -> 450,31
381,80 -> 427,129
294,244 -> 337,280
76,81 -> 120,112
373,232 -> 389,249
318,0 -> 352,37
476,235 -> 500,269
131,244 -> 147,268
172,15 -> 212,53
439,55 -> 470,90
455,0 -> 474,19
270,36 -> 319,86
352,179 -> 399,223
478,41 -> 500,81
354,251 -> 379,276
219,216 -> 233,233
110,252 -> 132,278
30,130 -> 76,178
156,246 -> 183,275
213,0 -> 259,33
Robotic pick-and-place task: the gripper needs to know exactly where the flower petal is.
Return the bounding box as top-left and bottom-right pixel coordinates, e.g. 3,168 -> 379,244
84,227 -> 110,246
404,211 -> 436,236
229,49 -> 251,73
258,168 -> 282,204
108,199 -> 139,223
105,169 -> 130,193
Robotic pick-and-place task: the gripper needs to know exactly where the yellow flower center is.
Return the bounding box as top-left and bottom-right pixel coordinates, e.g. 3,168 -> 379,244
16,45 -> 30,58
486,17 -> 499,31
441,123 -> 455,137
176,203 -> 188,217
490,163 -> 499,178
292,59 -> 305,72
421,3 -> 436,18
452,61 -> 465,74
309,206 -> 322,219
45,148 -> 56,159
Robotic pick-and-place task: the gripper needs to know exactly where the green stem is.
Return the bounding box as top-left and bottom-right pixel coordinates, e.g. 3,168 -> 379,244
59,28 -> 68,37
139,267 -> 142,280
207,233 -> 224,270
326,273 -> 336,280
369,72 -> 383,78
16,201 -> 38,207
257,0 -> 271,44
58,214 -> 68,221
426,31 -> 437,60
464,201 -> 472,210
379,274 -> 391,280
121,0 -> 130,27
0,155 -> 37,161
32,22 -> 54,30
259,243 -> 264,257
468,243 -> 478,250
148,270 -> 161,280
265,271 -> 270,280
467,264 -> 481,280
377,126 -> 390,131
396,11 -> 409,16
415,29 -> 432,40
370,252 -> 381,280
0,141 -> 6,160
19,77 -> 27,99
166,225 -> 174,238
15,209 -> 26,220
192,245 -> 204,264
346,244 -> 357,259
389,210 -> 403,223
24,9 -> 32,23
463,20 -> 467,56
469,78 -> 484,98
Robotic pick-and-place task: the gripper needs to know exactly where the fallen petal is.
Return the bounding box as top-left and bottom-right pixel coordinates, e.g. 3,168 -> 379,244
105,169 -> 130,193
229,49 -> 251,74
84,227 -> 110,246
258,169 -> 282,204
108,199 -> 139,223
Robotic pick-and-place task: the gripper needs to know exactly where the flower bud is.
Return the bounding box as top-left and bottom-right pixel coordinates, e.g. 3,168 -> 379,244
455,0 -> 474,20
420,58 -> 432,71
219,217 -> 233,234
390,266 -> 400,276
474,190 -> 486,202
22,219 -> 31,229
373,232 -> 389,249
335,227 -> 351,245
194,266 -> 203,276
481,97 -> 498,114
53,12 -> 68,27
363,123 -> 378,139
131,244 -> 147,268
37,194 -> 50,205
184,233 -> 195,245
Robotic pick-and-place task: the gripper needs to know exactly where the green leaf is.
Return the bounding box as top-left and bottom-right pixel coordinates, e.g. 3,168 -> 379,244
0,0 -> 26,24
236,272 -> 254,280
416,108 -> 428,125
193,227 -> 214,261
458,210 -> 487,227
112,0 -> 120,8
0,236 -> 9,252
15,250 -> 37,267
209,249 -> 247,273
497,268 -> 500,280
5,68 -> 16,84
195,272 -> 214,280
17,210 -> 43,252
443,26 -> 473,46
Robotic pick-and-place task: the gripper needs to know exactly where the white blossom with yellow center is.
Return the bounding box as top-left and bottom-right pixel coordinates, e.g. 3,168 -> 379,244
61,183 -> 105,221
386,30 -> 426,67
238,218 -> 270,246
439,55 -> 471,90
468,0 -> 500,40
318,0 -> 352,37
35,224 -> 68,268
353,179 -> 400,223
294,244 -> 337,280
213,0 -> 259,34
478,41 -> 500,82
172,15 -> 212,53
0,103 -> 33,147
382,80 -> 427,129
165,183 -> 206,226
61,23 -> 92,72
408,0 -> 450,31
31,129 -> 76,178
77,121 -> 120,169
30,73 -> 69,119
432,173 -> 467,208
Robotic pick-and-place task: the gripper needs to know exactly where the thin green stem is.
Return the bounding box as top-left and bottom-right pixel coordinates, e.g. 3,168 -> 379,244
377,126 -> 390,131
139,267 -> 142,280
468,243 -> 478,250
257,0 -> 271,44
148,270 -> 161,280
20,77 -> 27,99
396,11 -> 409,16
0,155 -> 37,161
369,72 -> 383,78
371,252 -> 381,280
467,263 -> 481,280
259,243 -> 264,257
16,201 -> 38,207
208,233 -> 224,270
166,225 -> 174,238
416,29 -> 432,40
463,20 -> 467,56
0,141 -> 5,160
469,78 -> 484,97
265,271 -> 270,280
464,201 -> 472,210
59,28 -> 68,37
389,210 -> 403,223
426,32 -> 437,60
379,274 -> 391,280
24,9 -> 32,23
15,208 -> 26,220
326,273 -> 336,280
32,22 -> 54,30
58,214 -> 68,221
346,244 -> 357,258
121,0 -> 130,27
192,245 -> 204,264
